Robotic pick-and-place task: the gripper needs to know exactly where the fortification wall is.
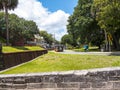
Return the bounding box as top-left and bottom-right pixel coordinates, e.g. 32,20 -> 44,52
0,50 -> 48,70
0,67 -> 120,90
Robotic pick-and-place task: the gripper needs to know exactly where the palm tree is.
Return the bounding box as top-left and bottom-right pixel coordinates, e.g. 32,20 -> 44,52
0,0 -> 18,45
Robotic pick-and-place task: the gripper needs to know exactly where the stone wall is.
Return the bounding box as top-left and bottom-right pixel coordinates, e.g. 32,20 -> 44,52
0,50 -> 48,70
0,67 -> 120,90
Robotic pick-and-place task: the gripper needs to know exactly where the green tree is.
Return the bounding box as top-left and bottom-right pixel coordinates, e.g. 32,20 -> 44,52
0,13 -> 39,45
67,0 -> 104,48
67,15 -> 78,47
0,0 -> 18,45
22,20 -> 39,41
8,14 -> 39,45
92,0 -> 120,50
40,31 -> 54,45
61,34 -> 73,45
0,12 -> 7,43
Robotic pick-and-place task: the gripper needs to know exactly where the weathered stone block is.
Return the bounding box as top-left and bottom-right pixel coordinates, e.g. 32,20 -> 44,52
109,76 -> 120,81
116,70 -> 120,76
54,76 -> 64,83
64,75 -> 87,82
0,83 -> 12,88
56,89 -> 78,90
42,76 -> 57,83
92,82 -> 106,88
57,82 -> 78,88
108,71 -> 117,76
26,76 -> 42,83
12,84 -> 27,89
79,82 -> 91,88
40,83 -> 57,88
27,83 -> 41,89
113,82 -> 120,89
27,83 -> 56,89
13,78 -> 26,84
0,78 -> 14,83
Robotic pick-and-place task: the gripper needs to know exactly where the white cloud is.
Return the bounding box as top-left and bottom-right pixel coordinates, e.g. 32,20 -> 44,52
9,0 -> 70,41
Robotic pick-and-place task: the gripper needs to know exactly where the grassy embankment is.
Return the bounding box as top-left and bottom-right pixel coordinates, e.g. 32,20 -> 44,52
1,52 -> 120,74
2,46 -> 44,53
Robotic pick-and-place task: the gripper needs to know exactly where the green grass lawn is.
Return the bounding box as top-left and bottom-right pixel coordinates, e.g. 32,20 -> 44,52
2,46 -> 44,53
1,52 -> 120,74
73,46 -> 99,52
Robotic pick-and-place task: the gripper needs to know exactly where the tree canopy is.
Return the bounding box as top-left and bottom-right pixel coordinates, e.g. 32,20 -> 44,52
61,34 -> 73,45
40,31 -> 54,45
0,0 -> 18,45
92,0 -> 120,50
67,0 -> 104,48
66,0 -> 120,50
0,12 -> 39,45
0,0 -> 18,10
92,0 -> 120,33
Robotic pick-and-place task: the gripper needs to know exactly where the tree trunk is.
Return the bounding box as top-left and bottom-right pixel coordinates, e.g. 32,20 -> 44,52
3,2 -> 9,46
108,41 -> 111,52
104,29 -> 108,51
112,34 -> 120,50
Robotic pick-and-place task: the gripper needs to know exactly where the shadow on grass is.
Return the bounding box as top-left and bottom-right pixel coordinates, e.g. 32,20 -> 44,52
109,53 -> 120,56
89,48 -> 100,52
13,46 -> 29,50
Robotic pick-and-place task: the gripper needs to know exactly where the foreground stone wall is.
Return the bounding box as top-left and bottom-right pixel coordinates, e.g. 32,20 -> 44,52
0,67 -> 120,90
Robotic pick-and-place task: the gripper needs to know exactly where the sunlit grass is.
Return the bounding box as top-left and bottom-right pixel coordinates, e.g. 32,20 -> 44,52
2,46 -> 44,53
73,46 -> 99,52
1,52 -> 120,74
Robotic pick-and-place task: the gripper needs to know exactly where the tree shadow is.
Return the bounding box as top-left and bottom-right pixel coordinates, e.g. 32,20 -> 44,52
13,46 -> 29,50
108,52 -> 120,56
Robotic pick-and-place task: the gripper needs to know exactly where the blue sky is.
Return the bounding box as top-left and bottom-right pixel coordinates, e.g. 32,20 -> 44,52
9,0 -> 78,41
39,0 -> 78,14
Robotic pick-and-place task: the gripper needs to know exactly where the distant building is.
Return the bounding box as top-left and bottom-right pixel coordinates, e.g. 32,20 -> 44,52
26,34 -> 46,47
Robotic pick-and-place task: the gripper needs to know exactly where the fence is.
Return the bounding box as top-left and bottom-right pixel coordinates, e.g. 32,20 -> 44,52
0,50 -> 48,70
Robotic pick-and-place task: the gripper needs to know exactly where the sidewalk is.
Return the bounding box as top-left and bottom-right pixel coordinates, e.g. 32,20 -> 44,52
58,50 -> 120,56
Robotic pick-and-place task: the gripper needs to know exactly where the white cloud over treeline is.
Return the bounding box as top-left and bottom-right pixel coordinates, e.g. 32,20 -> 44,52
9,0 -> 70,41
